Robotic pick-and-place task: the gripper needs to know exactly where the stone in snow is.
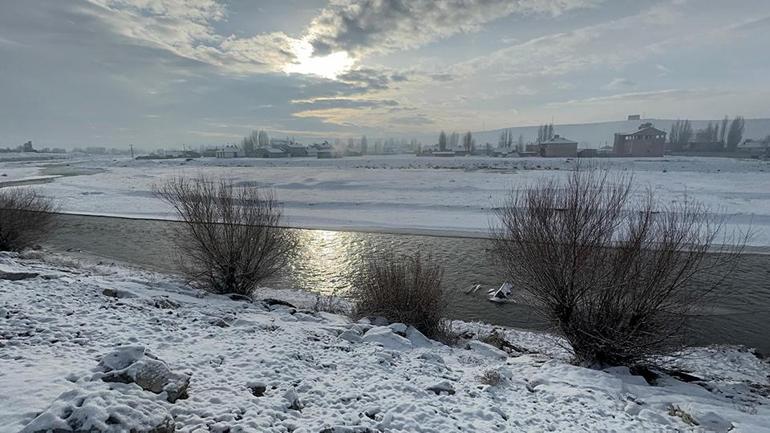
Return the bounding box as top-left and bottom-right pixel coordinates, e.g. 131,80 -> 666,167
387,322 -> 407,335
102,288 -> 138,299
339,329 -> 363,343
405,326 -> 433,348
426,380 -> 456,396
466,340 -> 508,360
362,326 -> 413,350
0,271 -> 39,281
21,386 -> 175,433
284,388 -> 304,411
247,381 -> 267,397
97,346 -> 190,403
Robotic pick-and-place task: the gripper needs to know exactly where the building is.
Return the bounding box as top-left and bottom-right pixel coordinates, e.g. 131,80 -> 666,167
539,135 -> 578,157
277,142 -> 308,157
22,141 -> 34,152
739,139 -> 770,158
254,147 -> 288,158
627,114 -> 641,121
577,148 -> 599,158
215,144 -> 242,158
613,124 -> 666,157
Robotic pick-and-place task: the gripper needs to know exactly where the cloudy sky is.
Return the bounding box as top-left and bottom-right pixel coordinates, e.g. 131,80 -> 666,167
1,0 -> 769,148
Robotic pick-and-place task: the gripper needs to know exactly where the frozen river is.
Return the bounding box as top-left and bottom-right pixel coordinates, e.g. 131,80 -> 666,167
46,213 -> 770,353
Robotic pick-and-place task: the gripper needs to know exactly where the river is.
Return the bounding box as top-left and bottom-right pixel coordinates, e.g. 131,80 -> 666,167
44,213 -> 770,353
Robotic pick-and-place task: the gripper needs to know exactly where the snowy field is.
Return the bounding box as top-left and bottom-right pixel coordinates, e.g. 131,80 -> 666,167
2,251 -> 770,432
1,154 -> 768,246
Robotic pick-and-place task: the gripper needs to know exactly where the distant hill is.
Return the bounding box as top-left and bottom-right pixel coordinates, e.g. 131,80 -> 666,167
472,118 -> 770,149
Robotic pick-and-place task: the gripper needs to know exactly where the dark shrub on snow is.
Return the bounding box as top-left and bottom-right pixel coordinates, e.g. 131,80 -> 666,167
0,188 -> 55,251
155,176 -> 297,296
352,252 -> 448,339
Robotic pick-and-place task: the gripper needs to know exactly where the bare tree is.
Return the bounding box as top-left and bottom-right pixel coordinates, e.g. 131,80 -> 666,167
438,131 -> 447,151
719,116 -> 729,146
352,252 -> 448,339
463,131 -> 474,153
727,116 -> 745,152
491,167 -> 743,366
155,177 -> 297,296
0,188 -> 55,251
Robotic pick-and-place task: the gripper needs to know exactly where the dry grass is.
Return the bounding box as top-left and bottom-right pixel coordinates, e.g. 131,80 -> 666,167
351,252 -> 448,339
155,177 -> 297,296
0,188 -> 55,251
491,166 -> 744,366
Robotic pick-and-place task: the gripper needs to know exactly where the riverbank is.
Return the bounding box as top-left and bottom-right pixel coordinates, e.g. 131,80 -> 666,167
2,154 -> 768,246
2,250 -> 770,432
43,213 -> 770,353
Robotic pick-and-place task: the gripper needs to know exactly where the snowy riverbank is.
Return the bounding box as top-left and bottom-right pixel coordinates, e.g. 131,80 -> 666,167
1,155 -> 768,246
2,251 -> 770,432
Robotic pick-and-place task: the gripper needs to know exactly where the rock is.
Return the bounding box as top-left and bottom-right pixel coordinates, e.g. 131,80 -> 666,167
97,346 -> 190,403
21,387 -> 175,433
210,318 -> 230,328
339,329 -> 363,343
697,411 -> 733,432
149,297 -> 179,309
388,323 -> 407,335
362,326 -> 413,351
319,427 -> 379,433
0,271 -> 39,281
262,298 -> 296,309
102,288 -> 138,299
368,316 -> 389,326
247,381 -> 267,397
426,381 -> 456,396
405,326 -> 433,348
284,388 -> 303,411
466,340 -> 508,360
418,352 -> 445,365
228,294 -> 252,303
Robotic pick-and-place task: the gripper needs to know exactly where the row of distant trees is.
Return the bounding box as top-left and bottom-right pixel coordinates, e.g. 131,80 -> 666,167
241,130 -> 270,155
669,116 -> 745,152
437,131 -> 476,152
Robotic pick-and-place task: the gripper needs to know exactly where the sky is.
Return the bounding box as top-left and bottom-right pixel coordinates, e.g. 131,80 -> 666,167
1,0 -> 770,149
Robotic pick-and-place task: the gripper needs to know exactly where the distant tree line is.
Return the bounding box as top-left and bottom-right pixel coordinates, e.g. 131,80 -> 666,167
436,130 -> 475,153
669,116 -> 745,152
537,123 -> 555,144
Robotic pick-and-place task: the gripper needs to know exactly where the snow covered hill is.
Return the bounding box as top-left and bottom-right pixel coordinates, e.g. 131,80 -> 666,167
2,251 -> 770,432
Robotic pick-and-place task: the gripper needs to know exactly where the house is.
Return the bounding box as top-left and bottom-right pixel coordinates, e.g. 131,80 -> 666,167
739,139 -> 770,158
254,147 -> 288,158
282,143 -> 309,157
539,135 -> 578,157
22,141 -> 35,152
578,148 -> 599,158
215,144 -> 242,158
613,123 -> 666,157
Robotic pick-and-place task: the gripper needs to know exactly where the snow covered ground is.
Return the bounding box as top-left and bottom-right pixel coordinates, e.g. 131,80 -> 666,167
2,251 -> 770,432
1,154 -> 768,246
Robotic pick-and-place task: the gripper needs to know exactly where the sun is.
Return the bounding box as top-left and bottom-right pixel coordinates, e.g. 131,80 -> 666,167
284,40 -> 354,80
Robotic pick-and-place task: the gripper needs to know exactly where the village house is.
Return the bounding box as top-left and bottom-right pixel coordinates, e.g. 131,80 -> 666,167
215,144 -> 242,158
539,135 -> 578,157
254,147 -> 289,158
613,123 -> 666,157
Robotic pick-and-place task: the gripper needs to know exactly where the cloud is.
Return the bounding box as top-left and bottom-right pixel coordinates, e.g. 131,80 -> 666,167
292,98 -> 399,110
81,0 -> 298,74
551,89 -> 726,106
306,0 -> 604,57
603,78 -> 636,91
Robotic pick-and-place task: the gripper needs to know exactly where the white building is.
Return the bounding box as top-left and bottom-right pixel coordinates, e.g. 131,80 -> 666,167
216,144 -> 242,158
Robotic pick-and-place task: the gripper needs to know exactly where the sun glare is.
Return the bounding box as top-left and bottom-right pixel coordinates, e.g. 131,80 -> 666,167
285,40 -> 354,80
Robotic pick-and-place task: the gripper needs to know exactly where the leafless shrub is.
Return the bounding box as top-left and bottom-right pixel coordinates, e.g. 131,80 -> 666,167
0,188 -> 55,251
491,167 -> 744,366
351,252 -> 448,339
155,177 -> 297,296
312,290 -> 350,315
478,369 -> 504,386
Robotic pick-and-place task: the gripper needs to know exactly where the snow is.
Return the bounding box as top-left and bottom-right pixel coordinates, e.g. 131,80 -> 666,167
3,251 -> 770,432
1,154 -> 768,246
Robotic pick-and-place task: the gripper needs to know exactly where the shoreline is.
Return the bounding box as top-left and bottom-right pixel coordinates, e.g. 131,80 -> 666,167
50,210 -> 770,255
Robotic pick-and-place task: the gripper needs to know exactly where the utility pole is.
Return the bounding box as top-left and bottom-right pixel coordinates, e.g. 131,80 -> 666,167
129,144 -> 134,159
